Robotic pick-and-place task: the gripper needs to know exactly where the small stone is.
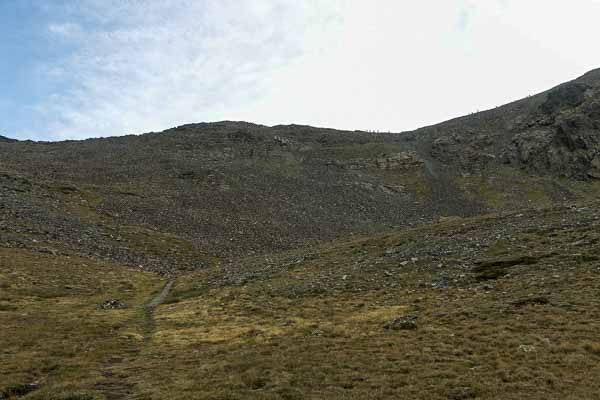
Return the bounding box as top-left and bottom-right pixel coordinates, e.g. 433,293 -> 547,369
518,344 -> 536,353
448,386 -> 477,400
99,299 -> 127,310
383,315 -> 418,330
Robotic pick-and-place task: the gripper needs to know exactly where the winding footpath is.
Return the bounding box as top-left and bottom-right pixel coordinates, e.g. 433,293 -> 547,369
97,278 -> 175,400
147,279 -> 175,309
143,279 -> 175,342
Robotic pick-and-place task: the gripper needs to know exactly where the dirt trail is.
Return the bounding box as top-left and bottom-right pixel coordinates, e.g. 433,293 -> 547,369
143,278 -> 175,342
147,279 -> 175,309
97,278 -> 175,399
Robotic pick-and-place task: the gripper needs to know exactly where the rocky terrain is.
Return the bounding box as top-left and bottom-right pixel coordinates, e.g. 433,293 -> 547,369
1,68 -> 600,399
411,68 -> 600,179
2,69 -> 600,275
0,122 -> 443,273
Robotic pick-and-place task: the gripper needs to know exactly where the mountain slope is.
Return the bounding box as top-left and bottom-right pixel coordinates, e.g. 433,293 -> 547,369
1,122 -> 475,271
2,70 -> 600,272
0,135 -> 17,143
405,68 -> 600,179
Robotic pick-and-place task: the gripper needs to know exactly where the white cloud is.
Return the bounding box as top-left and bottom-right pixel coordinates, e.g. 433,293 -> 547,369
37,0 -> 344,139
48,22 -> 82,37
31,0 -> 600,139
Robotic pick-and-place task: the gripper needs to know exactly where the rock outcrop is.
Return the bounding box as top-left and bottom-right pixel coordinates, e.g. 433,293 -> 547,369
509,82 -> 600,179
414,70 -> 600,180
328,151 -> 423,170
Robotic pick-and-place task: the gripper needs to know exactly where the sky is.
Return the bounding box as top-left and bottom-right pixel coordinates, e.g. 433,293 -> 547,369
1,1 -> 600,141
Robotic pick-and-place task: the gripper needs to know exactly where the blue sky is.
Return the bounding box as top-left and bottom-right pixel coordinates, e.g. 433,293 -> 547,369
0,1 -> 62,137
2,1 -> 600,141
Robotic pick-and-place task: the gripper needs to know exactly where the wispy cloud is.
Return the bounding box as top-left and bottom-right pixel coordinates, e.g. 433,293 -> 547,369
48,22 -> 82,37
17,0 -> 600,140
36,0 -> 343,139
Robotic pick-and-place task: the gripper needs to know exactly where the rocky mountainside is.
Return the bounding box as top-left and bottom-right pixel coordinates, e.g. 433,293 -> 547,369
1,70 -> 600,274
408,68 -> 600,179
0,123 -> 460,273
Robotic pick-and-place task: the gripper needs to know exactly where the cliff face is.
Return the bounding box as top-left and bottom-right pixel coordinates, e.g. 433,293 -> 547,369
506,81 -> 600,179
409,68 -> 600,180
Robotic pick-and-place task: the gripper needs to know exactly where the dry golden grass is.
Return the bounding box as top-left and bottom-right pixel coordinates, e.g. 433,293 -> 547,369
121,273 -> 600,399
0,248 -> 164,399
112,204 -> 600,399
2,203 -> 600,399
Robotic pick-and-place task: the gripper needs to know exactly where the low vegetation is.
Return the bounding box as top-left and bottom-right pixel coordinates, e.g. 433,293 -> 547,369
0,248 -> 164,399
3,202 -> 598,399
